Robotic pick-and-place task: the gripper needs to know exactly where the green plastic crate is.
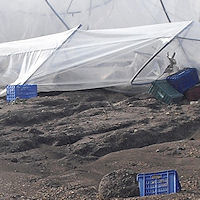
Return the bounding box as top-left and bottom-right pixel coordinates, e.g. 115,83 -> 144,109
148,80 -> 184,104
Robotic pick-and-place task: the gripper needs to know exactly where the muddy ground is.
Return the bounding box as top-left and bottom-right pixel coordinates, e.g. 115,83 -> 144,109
0,88 -> 199,200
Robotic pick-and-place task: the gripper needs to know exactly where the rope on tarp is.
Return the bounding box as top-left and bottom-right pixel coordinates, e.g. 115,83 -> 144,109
177,36 -> 200,42
45,0 -> 70,30
160,0 -> 171,23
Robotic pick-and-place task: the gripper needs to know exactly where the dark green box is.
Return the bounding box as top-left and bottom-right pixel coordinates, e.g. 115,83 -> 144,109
148,80 -> 184,104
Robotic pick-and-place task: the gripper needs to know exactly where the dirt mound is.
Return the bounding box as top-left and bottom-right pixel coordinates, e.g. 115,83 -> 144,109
0,89 -> 199,199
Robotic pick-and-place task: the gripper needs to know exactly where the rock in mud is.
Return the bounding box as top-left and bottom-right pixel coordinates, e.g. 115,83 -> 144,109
98,168 -> 139,200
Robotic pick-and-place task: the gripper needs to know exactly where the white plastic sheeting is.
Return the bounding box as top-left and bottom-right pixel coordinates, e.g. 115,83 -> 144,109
0,0 -> 67,43
1,0 -> 200,42
0,26 -> 79,94
2,21 -> 200,96
50,0 -> 200,29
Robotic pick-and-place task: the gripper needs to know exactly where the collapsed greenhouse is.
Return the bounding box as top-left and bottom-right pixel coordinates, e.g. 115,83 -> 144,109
0,0 -> 200,95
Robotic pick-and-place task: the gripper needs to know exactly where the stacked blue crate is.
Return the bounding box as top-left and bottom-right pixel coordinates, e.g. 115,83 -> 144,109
6,85 -> 37,102
137,170 -> 181,197
166,68 -> 199,94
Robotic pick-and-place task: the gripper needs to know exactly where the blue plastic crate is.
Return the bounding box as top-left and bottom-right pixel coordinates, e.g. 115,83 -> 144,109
6,85 -> 37,102
137,170 -> 181,197
167,68 -> 199,94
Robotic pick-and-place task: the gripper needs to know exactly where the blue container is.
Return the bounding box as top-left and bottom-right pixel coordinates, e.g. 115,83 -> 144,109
6,85 -> 37,102
167,68 -> 199,94
137,170 -> 181,197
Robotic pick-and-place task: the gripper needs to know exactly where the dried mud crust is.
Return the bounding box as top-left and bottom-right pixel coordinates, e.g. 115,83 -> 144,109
0,89 -> 199,200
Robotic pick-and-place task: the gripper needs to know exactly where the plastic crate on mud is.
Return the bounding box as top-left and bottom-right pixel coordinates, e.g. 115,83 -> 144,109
137,170 -> 181,197
166,68 -> 199,94
6,85 -> 37,102
148,80 -> 184,104
184,83 -> 200,101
